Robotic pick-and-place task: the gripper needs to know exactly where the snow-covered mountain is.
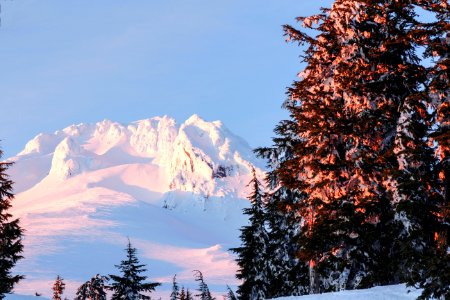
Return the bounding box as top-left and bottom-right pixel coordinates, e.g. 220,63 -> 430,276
7,115 -> 264,298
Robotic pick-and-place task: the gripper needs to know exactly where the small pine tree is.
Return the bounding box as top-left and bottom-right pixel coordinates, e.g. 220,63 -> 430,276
52,276 -> 65,300
179,287 -> 186,300
185,289 -> 194,300
179,287 -> 194,300
169,275 -> 179,300
193,270 -> 214,300
0,148 -> 24,298
75,274 -> 109,300
109,240 -> 160,300
224,285 -> 237,300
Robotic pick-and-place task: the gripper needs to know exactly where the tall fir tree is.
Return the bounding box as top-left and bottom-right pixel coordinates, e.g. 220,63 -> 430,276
109,240 -> 160,300
52,275 -> 65,300
75,274 -> 109,300
0,148 -> 24,298
230,169 -> 269,299
271,0 -> 447,293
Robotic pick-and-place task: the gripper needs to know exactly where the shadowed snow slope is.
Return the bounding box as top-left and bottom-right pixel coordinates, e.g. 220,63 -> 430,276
7,115 -> 265,298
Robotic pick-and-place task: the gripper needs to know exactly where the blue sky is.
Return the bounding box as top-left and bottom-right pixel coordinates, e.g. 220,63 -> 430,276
0,0 -> 334,157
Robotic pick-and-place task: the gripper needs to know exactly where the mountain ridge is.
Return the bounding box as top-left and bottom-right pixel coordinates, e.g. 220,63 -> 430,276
6,115 -> 263,298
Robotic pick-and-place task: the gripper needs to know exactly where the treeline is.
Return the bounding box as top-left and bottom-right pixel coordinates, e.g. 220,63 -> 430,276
48,241 -> 234,300
231,0 -> 449,300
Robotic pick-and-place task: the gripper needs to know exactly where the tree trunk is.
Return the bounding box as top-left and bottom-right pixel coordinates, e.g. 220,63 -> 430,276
309,259 -> 319,294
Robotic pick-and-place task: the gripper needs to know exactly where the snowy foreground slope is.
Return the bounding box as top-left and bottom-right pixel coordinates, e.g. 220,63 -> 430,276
273,284 -> 423,300
7,115 -> 265,298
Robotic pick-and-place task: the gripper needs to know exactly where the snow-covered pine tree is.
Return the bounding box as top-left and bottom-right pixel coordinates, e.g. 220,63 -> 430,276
281,0 -> 413,291
230,169 -> 269,299
372,2 -> 450,295
169,275 -> 179,300
274,0 -> 450,292
75,274 -> 109,300
0,148 -> 24,298
193,270 -> 214,300
264,187 -> 309,297
109,240 -> 160,300
256,120 -> 310,298
52,275 -> 65,300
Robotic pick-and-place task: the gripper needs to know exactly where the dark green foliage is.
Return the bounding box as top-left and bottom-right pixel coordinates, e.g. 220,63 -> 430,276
75,274 -> 109,300
230,170 -> 269,299
0,148 -> 24,298
416,254 -> 450,300
264,188 -> 309,297
52,275 -> 65,300
109,240 -> 160,300
256,118 -> 310,297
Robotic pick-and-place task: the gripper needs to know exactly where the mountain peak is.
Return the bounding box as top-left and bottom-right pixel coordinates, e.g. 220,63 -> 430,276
9,115 -> 264,297
184,114 -> 204,125
11,115 -> 264,198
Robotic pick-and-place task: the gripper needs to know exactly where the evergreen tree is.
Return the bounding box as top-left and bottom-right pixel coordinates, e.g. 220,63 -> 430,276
169,275 -> 179,300
179,287 -> 186,300
256,118 -> 310,297
0,148 -> 24,298
109,240 -> 160,300
179,287 -> 193,300
193,270 -> 214,300
281,1 -> 404,291
265,188 -> 309,297
230,169 -> 269,299
75,274 -> 109,300
270,0 -> 448,293
52,275 -> 65,300
185,289 -> 193,300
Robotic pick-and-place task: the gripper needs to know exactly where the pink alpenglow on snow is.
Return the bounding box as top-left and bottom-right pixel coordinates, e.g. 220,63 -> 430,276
7,115 -> 265,298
